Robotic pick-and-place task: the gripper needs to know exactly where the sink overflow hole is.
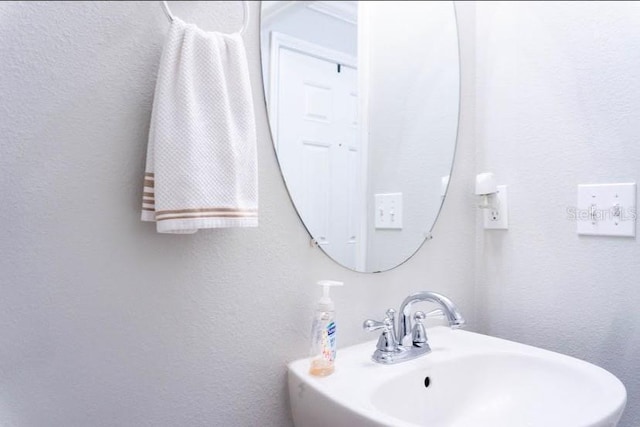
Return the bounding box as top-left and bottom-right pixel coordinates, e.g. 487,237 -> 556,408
424,377 -> 431,388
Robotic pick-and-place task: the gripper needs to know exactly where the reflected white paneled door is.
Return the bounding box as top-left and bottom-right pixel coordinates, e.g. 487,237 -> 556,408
276,46 -> 359,267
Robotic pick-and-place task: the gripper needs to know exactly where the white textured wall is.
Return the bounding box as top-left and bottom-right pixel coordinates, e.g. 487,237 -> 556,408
475,2 -> 640,426
0,2 -> 476,426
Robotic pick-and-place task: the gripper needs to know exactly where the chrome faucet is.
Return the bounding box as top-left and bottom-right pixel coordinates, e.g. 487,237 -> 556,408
398,292 -> 465,345
363,291 -> 465,364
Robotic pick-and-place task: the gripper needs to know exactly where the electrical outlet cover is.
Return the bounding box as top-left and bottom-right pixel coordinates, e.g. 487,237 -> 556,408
484,185 -> 508,229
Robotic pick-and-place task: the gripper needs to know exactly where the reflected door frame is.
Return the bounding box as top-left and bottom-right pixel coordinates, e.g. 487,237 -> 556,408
268,32 -> 367,270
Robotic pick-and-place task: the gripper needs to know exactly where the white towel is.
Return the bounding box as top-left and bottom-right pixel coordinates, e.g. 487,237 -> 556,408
141,18 -> 258,233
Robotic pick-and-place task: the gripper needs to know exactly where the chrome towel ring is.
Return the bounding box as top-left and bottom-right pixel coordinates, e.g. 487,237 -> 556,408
160,1 -> 250,35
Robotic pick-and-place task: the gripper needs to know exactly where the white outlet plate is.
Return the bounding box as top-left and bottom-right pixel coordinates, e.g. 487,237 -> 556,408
484,185 -> 508,229
576,183 -> 636,237
374,193 -> 403,229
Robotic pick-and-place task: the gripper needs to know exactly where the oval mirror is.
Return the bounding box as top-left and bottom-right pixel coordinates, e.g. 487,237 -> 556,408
260,1 -> 460,272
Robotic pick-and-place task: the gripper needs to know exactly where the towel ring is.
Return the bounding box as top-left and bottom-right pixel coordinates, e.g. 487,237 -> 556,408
160,1 -> 250,35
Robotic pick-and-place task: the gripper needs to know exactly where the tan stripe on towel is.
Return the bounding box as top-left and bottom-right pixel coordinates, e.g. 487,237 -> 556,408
156,207 -> 257,215
156,212 -> 257,221
156,210 -> 256,218
143,179 -> 154,187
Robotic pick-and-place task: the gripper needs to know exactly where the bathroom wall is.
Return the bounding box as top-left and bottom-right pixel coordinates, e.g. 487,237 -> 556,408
475,2 -> 640,425
0,2 -> 476,426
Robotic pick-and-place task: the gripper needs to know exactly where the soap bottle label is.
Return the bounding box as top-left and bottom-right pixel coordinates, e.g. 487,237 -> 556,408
323,321 -> 336,362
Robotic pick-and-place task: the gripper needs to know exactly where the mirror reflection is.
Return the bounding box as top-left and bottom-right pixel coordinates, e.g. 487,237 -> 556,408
260,1 -> 460,272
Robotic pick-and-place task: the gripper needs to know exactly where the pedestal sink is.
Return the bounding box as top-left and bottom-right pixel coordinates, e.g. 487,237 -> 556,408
288,327 -> 626,427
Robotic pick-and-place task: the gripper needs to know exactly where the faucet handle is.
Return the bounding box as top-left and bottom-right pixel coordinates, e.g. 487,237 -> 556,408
363,316 -> 394,332
363,311 -> 399,353
363,309 -> 396,331
385,308 -> 396,324
412,311 -> 428,348
363,319 -> 387,332
383,309 -> 399,347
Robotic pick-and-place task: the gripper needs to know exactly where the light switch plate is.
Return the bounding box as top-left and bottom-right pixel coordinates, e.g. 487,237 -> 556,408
484,185 -> 508,229
374,193 -> 403,229
576,183 -> 636,237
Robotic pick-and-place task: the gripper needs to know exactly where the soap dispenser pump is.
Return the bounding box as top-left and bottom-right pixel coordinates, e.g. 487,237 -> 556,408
309,280 -> 343,376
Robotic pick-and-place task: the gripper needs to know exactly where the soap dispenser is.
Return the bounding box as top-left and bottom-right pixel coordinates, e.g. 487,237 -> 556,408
309,280 -> 343,376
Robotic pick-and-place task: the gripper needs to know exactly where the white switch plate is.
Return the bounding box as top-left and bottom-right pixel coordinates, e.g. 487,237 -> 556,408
577,183 -> 636,237
484,185 -> 508,229
374,193 -> 403,229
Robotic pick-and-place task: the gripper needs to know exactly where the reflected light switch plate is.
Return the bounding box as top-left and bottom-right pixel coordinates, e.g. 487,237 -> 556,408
374,193 -> 403,229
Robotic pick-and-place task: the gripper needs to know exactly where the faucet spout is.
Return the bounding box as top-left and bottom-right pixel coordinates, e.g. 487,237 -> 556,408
398,291 -> 465,344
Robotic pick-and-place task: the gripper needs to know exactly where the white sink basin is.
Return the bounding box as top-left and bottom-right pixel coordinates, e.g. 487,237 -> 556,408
288,327 -> 626,427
